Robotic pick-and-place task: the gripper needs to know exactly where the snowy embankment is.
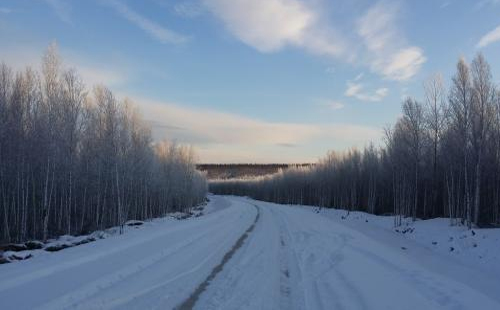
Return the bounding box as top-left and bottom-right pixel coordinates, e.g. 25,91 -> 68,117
0,201 -> 211,265
299,205 -> 500,277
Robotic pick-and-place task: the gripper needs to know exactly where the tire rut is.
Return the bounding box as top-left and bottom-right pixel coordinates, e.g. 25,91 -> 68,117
272,206 -> 306,310
177,204 -> 260,310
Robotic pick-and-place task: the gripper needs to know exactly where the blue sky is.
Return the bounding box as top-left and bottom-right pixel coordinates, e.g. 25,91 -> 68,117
1,0 -> 500,163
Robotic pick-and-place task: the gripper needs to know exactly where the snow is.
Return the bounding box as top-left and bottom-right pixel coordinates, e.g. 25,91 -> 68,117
1,195 -> 499,309
0,200 -> 209,264
303,206 -> 500,277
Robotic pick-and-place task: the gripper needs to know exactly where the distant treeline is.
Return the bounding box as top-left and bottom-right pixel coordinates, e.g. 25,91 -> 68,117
198,163 -> 313,180
211,53 -> 500,228
0,44 -> 207,243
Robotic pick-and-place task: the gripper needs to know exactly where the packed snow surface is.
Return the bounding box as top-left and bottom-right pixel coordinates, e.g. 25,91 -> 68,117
1,195 -> 499,309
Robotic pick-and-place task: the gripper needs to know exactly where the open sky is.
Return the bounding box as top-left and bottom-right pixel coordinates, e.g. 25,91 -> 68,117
1,0 -> 500,163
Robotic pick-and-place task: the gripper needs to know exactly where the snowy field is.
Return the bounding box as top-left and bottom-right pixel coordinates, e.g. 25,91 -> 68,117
1,195 -> 499,310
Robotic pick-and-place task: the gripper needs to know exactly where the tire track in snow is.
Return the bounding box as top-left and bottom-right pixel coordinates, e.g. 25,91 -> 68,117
270,205 -> 306,310
0,204 -> 236,294
279,235 -> 291,299
346,244 -> 467,309
177,203 -> 260,310
84,203 -> 254,309
276,206 -> 367,310
37,219 -> 232,310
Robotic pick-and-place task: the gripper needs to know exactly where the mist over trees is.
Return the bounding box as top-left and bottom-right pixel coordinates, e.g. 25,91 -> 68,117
211,53 -> 500,227
0,44 -> 207,243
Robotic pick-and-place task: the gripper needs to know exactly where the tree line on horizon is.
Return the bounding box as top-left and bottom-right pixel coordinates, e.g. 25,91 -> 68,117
197,163 -> 313,180
0,44 -> 207,244
211,53 -> 500,228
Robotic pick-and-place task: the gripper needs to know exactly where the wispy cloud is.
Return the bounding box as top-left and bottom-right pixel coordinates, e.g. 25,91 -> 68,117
44,0 -> 72,24
201,0 -> 346,56
202,0 -> 424,81
119,95 -> 380,163
345,82 -> 388,102
317,98 -> 345,110
327,101 -> 345,110
0,7 -> 12,14
477,25 -> 500,48
373,47 -> 426,81
440,1 -> 451,9
476,0 -> 500,9
357,1 -> 426,81
103,0 -> 189,44
139,98 -> 320,146
174,1 -> 204,18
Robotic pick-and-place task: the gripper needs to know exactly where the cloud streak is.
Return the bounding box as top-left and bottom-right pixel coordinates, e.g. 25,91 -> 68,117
327,101 -> 345,110
104,0 -> 189,44
121,95 -> 381,163
202,0 -> 424,81
357,1 -> 426,81
477,24 -> 500,48
345,82 -> 389,102
174,1 -> 204,18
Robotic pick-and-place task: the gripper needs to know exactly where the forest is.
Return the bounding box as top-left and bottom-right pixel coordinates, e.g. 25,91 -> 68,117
197,163 -> 313,180
0,44 -> 207,244
211,53 -> 500,228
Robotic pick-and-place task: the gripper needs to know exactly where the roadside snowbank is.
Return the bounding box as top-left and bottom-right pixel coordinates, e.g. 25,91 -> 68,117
290,205 -> 500,277
0,198 -> 210,264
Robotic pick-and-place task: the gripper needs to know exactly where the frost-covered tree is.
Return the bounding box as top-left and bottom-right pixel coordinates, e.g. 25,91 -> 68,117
210,54 -> 500,229
0,45 -> 207,243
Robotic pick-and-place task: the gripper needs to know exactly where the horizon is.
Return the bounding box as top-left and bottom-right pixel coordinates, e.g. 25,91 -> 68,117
1,0 -> 500,163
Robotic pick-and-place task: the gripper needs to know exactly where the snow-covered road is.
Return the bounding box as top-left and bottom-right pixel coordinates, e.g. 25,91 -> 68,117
1,196 -> 499,310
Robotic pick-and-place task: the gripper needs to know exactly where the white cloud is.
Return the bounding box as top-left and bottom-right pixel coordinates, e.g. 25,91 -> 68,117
118,95 -> 380,163
0,7 -> 12,14
477,25 -> 500,48
345,83 -> 362,97
202,0 -> 346,56
104,0 -> 189,44
202,0 -> 423,81
345,82 -> 388,102
327,101 -> 345,110
357,1 -> 426,81
44,0 -> 72,24
372,47 -> 426,81
357,2 -> 398,53
136,97 -> 320,145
